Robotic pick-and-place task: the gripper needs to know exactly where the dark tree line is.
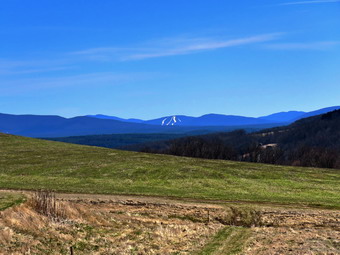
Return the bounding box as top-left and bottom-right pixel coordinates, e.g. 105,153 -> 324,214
141,110 -> 340,169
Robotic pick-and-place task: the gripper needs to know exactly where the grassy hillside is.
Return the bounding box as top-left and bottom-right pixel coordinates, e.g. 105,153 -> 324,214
0,133 -> 339,208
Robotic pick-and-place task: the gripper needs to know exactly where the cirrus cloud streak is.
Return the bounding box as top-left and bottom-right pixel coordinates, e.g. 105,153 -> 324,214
280,0 -> 340,5
72,33 -> 283,61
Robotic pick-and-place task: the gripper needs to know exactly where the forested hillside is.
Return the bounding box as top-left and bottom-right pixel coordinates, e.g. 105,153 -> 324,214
138,110 -> 340,169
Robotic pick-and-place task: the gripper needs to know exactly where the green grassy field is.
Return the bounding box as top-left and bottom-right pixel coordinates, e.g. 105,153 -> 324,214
0,133 -> 339,209
0,192 -> 25,211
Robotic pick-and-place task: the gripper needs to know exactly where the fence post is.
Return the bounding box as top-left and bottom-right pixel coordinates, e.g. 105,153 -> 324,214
70,246 -> 74,255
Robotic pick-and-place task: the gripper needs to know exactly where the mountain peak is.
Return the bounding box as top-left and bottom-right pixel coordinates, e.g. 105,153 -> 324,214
161,116 -> 182,126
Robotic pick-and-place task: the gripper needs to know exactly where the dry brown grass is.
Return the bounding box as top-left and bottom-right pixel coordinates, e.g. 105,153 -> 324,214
0,193 -> 339,255
222,206 -> 263,227
244,209 -> 340,255
0,197 -> 226,254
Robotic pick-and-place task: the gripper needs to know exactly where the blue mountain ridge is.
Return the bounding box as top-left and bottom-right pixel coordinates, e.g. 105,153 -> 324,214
1,106 -> 339,138
87,106 -> 340,127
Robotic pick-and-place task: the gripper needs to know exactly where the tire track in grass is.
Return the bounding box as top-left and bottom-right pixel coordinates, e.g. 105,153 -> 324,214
197,226 -> 251,255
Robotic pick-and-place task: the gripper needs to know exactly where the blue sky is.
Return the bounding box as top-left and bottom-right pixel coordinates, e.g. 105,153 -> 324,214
0,0 -> 339,119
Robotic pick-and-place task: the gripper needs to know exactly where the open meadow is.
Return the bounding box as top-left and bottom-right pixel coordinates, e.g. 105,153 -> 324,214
0,133 -> 339,209
0,133 -> 339,254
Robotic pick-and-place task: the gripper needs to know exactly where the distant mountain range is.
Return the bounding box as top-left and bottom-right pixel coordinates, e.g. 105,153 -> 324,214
0,106 -> 339,138
87,106 -> 340,126
0,113 -> 276,138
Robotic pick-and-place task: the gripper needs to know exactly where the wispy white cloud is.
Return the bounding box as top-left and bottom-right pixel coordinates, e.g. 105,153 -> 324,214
264,41 -> 340,50
72,33 -> 283,61
0,33 -> 282,76
0,58 -> 74,76
0,72 -> 158,95
280,0 -> 340,5
126,34 -> 282,61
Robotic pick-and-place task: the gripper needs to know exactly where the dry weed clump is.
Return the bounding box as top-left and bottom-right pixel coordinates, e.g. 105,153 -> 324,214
218,206 -> 263,227
28,190 -> 65,220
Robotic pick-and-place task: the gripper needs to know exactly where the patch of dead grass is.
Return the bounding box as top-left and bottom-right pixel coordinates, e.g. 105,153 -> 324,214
0,198 -> 226,254
0,195 -> 339,255
244,209 -> 340,255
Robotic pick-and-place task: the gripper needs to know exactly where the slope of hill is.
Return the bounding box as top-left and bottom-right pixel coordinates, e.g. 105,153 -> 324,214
0,133 -> 339,208
86,114 -> 144,123
258,111 -> 305,123
135,110 -> 340,169
258,109 -> 340,150
291,106 -> 340,121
